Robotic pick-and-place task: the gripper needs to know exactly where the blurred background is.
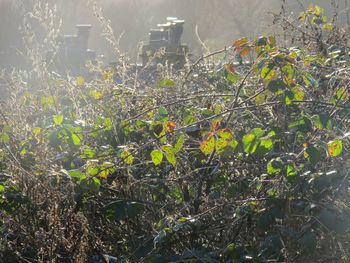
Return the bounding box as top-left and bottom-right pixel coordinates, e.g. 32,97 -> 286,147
0,0 -> 348,69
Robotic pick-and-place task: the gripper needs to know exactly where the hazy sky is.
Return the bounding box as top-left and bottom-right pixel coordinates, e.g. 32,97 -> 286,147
0,0 -> 346,68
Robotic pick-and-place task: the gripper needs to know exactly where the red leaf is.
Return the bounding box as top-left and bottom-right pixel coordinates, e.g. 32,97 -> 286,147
165,121 -> 176,133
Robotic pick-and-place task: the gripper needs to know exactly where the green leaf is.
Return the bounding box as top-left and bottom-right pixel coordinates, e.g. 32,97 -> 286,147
292,86 -> 305,101
335,87 -> 348,101
261,66 -> 276,81
284,90 -> 294,105
104,117 -> 113,131
161,145 -> 176,166
304,146 -> 321,165
104,200 -> 144,221
255,138 -> 273,157
151,150 -> 164,166
157,78 -> 175,88
243,133 -> 256,153
313,114 -> 332,130
288,117 -> 312,133
267,79 -> 286,93
216,138 -> 229,154
243,128 -> 264,154
0,133 -> 10,143
267,158 -> 284,174
174,134 -> 185,153
226,72 -> 240,83
217,129 -> 233,140
286,164 -> 297,177
68,170 -> 86,180
53,115 -> 63,126
327,139 -> 343,157
121,149 -> 134,165
71,133 -> 81,146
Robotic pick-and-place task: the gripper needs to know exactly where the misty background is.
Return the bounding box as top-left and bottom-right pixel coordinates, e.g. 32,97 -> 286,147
0,0 -> 348,69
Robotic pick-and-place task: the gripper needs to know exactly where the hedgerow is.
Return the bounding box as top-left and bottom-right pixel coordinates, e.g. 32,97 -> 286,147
1,3 -> 350,263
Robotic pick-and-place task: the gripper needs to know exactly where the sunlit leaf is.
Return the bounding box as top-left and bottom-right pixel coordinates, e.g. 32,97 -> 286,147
327,139 -> 343,157
261,66 -> 277,81
157,78 -> 175,88
161,145 -> 176,166
233,37 -> 249,49
0,133 -> 10,143
104,117 -> 113,131
216,138 -> 229,154
217,128 -> 233,140
90,90 -> 103,100
121,149 -> 134,165
335,87 -> 348,101
324,23 -> 333,31
267,158 -> 284,174
243,133 -> 256,153
53,115 -> 63,126
292,86 -> 305,101
243,128 -> 265,154
313,114 -> 332,130
226,72 -> 240,83
102,71 -> 113,81
76,76 -> 85,86
151,150 -> 164,166
255,93 -> 267,105
174,134 -> 185,153
200,135 -> 215,155
165,121 -> 176,133
71,133 -> 81,146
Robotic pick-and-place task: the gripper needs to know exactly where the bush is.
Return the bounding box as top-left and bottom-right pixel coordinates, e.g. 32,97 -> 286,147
1,3 -> 350,263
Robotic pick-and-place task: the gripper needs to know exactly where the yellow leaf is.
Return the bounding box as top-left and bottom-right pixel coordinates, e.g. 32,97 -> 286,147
76,76 -> 85,86
102,71 -> 113,81
255,93 -> 266,105
200,135 -> 215,155
292,86 -> 305,101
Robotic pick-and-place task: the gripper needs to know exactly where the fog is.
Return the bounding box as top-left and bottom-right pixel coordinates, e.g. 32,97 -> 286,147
0,0 -> 347,69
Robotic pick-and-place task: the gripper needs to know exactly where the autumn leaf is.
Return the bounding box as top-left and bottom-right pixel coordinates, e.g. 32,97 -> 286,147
165,121 -> 176,133
327,139 -> 343,157
292,86 -> 305,101
237,46 -> 251,57
233,37 -> 249,49
200,134 -> 215,155
224,63 -> 236,74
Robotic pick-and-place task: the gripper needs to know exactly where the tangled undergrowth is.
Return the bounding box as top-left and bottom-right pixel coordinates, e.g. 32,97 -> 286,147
1,3 -> 350,263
